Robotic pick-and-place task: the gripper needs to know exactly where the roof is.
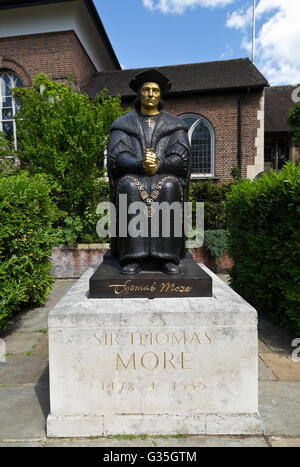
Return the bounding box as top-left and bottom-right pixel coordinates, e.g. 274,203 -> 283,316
0,0 -> 121,70
265,85 -> 299,133
81,58 -> 269,98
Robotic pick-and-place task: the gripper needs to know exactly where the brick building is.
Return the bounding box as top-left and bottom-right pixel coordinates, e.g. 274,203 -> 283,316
1,0 -> 297,183
0,0 -> 120,142
264,85 -> 300,171
83,60 -> 268,182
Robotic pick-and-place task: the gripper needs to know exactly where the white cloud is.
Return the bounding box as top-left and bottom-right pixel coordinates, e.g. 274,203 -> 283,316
143,0 -> 234,15
226,0 -> 300,85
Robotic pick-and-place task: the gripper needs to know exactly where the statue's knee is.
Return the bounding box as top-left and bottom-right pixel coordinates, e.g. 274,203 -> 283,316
118,177 -> 138,193
161,177 -> 181,195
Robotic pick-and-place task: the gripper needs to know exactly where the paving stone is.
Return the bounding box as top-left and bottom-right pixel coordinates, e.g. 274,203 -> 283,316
258,339 -> 272,353
0,356 -> 46,385
258,312 -> 295,356
269,437 -> 300,447
14,307 -> 51,333
0,386 -> 48,440
0,441 -> 44,447
35,364 -> 49,388
216,274 -> 230,285
4,332 -> 42,355
50,280 -> 76,298
258,357 -> 277,381
31,334 -> 48,358
260,353 -> 300,382
259,381 -> 300,436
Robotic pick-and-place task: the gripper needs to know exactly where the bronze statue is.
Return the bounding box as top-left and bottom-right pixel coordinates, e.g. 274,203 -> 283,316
107,69 -> 191,275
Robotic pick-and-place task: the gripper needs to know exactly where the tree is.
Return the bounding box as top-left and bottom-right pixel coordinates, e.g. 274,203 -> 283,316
287,103 -> 300,142
13,73 -> 126,243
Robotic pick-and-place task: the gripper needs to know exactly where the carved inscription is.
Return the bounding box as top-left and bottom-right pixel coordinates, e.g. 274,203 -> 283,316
94,329 -> 212,393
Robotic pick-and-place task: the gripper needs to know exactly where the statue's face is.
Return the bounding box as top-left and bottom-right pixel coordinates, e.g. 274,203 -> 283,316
140,82 -> 161,111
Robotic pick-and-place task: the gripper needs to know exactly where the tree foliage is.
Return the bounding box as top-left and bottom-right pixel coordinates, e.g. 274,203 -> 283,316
13,74 -> 126,242
287,102 -> 300,142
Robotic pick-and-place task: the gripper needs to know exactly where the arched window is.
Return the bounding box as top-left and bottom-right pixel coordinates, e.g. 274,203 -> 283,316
180,114 -> 215,176
0,71 -> 23,147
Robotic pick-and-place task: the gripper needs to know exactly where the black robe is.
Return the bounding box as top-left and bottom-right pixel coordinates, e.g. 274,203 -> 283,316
107,109 -> 191,266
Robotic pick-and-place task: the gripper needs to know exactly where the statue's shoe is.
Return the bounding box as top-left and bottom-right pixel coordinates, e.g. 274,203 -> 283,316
121,262 -> 141,275
161,261 -> 181,275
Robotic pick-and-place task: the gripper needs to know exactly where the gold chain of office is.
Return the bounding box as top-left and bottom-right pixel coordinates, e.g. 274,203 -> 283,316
123,175 -> 183,218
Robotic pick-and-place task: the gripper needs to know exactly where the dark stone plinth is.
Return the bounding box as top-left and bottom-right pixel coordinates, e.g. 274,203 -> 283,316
89,252 -> 212,299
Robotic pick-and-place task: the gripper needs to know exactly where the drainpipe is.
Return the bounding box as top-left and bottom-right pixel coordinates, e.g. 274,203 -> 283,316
237,88 -> 251,174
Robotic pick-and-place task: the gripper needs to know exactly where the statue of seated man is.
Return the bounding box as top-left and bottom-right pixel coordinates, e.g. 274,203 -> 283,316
107,69 -> 191,275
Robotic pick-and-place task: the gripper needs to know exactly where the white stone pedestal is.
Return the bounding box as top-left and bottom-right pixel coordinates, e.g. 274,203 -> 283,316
47,265 -> 262,437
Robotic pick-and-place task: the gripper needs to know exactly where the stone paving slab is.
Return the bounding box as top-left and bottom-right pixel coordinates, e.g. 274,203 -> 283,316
0,356 -> 46,385
258,357 -> 277,381
258,339 -> 272,353
259,381 -> 300,436
260,353 -> 300,382
0,386 -> 47,440
258,312 -> 295,356
31,334 -> 48,358
4,332 -> 42,355
0,281 -> 76,336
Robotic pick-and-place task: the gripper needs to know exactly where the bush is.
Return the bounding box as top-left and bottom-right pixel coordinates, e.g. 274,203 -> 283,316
204,229 -> 228,261
189,181 -> 232,230
226,162 -> 300,334
13,74 -> 125,244
0,171 -> 61,330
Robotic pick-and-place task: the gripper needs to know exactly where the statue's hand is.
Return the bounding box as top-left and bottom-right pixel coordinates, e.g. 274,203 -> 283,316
143,149 -> 159,175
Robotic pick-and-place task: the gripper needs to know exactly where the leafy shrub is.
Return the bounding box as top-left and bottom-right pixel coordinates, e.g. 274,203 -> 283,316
189,181 -> 232,230
13,74 -> 125,244
204,229 -> 228,261
226,162 -> 300,334
287,102 -> 300,142
0,171 -> 61,330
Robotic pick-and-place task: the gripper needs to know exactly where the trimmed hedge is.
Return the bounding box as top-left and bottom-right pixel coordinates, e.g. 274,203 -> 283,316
0,171 -> 60,330
226,162 -> 300,334
189,181 -> 232,230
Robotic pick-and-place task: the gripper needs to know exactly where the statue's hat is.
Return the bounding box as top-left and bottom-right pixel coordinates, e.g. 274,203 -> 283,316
129,69 -> 172,94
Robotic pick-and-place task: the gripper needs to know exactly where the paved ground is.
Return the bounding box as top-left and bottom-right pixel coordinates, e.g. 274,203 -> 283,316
0,275 -> 300,448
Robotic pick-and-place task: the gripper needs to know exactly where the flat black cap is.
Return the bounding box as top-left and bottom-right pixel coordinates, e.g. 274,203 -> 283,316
129,69 -> 172,94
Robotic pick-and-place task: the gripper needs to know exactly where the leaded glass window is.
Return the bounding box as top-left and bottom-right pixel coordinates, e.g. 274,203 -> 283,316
180,114 -> 215,176
0,71 -> 23,147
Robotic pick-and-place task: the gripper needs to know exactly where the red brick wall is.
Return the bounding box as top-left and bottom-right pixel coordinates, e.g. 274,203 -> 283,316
123,88 -> 263,183
0,30 -> 96,86
167,91 -> 262,182
51,245 -> 232,278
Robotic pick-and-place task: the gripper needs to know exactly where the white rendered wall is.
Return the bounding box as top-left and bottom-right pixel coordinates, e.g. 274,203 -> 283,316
0,0 -> 117,71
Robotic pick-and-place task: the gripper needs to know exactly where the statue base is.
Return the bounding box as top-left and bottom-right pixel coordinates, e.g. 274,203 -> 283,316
89,251 -> 212,299
47,265 -> 262,437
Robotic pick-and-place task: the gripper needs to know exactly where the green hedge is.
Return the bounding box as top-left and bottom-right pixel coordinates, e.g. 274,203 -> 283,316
189,181 -> 232,230
226,162 -> 300,334
0,171 -> 60,330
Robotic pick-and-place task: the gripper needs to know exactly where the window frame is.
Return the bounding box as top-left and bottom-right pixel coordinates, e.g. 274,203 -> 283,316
0,70 -> 23,150
180,113 -> 215,178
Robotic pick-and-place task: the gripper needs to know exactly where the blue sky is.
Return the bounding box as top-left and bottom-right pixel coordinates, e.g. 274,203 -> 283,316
94,0 -> 300,85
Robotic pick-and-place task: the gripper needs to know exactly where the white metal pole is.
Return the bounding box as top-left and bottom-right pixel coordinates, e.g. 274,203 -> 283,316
252,0 -> 256,63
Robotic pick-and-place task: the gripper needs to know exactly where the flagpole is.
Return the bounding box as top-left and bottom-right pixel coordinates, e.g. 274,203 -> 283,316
252,0 -> 256,63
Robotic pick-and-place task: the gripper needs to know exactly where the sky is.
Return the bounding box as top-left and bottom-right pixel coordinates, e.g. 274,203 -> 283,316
94,0 -> 300,86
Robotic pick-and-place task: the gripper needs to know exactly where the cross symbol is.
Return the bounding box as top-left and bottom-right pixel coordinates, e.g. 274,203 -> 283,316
145,118 -> 153,128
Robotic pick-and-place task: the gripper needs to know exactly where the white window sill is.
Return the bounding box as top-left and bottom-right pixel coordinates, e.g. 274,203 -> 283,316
190,174 -> 218,180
